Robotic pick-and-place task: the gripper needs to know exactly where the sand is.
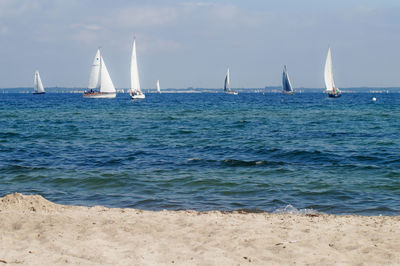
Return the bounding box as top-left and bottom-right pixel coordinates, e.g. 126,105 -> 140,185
0,193 -> 399,265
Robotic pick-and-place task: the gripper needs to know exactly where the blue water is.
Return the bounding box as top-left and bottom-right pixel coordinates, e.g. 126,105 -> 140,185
0,92 -> 399,215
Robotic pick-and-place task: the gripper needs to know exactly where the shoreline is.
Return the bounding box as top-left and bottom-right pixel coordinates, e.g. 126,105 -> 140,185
1,193 -> 399,265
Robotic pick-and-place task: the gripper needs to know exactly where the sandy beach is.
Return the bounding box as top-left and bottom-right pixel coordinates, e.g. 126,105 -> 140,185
0,193 -> 399,265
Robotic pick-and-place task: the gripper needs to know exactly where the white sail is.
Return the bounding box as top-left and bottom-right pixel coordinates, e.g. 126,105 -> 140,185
224,68 -> 230,92
33,72 -> 38,92
223,68 -> 238,95
88,49 -> 101,90
99,56 -> 116,93
282,65 -> 293,93
33,70 -> 45,93
130,39 -> 141,93
324,48 -> 336,92
156,80 -> 161,93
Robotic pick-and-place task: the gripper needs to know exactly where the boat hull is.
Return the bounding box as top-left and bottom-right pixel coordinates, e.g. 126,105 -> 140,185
328,92 -> 341,98
225,91 -> 238,95
83,92 -> 116,98
282,91 -> 293,95
130,91 -> 145,99
33,92 -> 45,95
130,94 -> 145,99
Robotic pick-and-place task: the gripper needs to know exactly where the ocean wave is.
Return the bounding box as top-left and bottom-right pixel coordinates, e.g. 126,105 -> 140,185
384,171 -> 400,178
276,149 -> 337,164
187,157 -> 286,167
184,178 -> 238,188
222,159 -> 285,167
3,164 -> 50,173
273,204 -> 319,215
353,206 -> 398,215
0,132 -> 21,138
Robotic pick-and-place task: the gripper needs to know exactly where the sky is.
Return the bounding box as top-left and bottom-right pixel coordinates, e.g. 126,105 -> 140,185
1,0 -> 400,89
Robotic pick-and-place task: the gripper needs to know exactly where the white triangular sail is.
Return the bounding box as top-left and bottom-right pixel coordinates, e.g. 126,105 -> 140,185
224,68 -> 230,92
282,65 -> 293,93
88,49 -> 101,90
324,48 -> 336,92
130,39 -> 142,94
156,80 -> 161,93
33,70 -> 45,93
99,56 -> 116,93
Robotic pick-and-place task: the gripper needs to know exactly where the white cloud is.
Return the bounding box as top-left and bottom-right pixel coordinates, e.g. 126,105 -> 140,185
140,38 -> 183,53
84,24 -> 101,31
112,2 -> 263,30
70,24 -> 102,31
209,4 -> 238,21
72,30 -> 98,44
180,2 -> 215,8
116,5 -> 178,28
0,0 -> 36,17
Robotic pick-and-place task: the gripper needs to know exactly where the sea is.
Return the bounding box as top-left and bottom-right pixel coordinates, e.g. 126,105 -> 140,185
0,92 -> 399,215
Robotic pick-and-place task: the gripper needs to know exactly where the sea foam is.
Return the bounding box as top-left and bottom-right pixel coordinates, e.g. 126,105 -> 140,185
273,204 -> 319,215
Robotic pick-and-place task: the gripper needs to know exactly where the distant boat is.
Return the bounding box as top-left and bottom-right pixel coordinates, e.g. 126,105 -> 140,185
324,48 -> 341,98
129,38 -> 145,99
282,65 -> 293,95
156,80 -> 161,93
33,70 -> 45,95
224,68 -> 238,95
83,48 -> 116,98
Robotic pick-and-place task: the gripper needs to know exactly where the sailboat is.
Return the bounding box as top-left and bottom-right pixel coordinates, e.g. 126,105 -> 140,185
33,70 -> 45,94
83,48 -> 116,98
156,80 -> 161,93
324,47 -> 341,98
129,39 -> 145,99
224,68 -> 238,95
282,65 -> 293,95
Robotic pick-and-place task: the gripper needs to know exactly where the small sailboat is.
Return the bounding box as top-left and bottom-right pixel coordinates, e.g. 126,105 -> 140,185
129,38 -> 145,99
224,68 -> 238,95
324,47 -> 341,98
33,70 -> 45,94
83,48 -> 116,98
282,65 -> 293,95
156,80 -> 161,93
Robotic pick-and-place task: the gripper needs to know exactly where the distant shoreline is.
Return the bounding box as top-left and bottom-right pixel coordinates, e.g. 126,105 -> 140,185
1,88 -> 400,93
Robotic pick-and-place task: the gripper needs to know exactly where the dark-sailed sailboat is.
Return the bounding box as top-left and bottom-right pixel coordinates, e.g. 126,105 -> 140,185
224,68 -> 238,95
282,65 -> 293,95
